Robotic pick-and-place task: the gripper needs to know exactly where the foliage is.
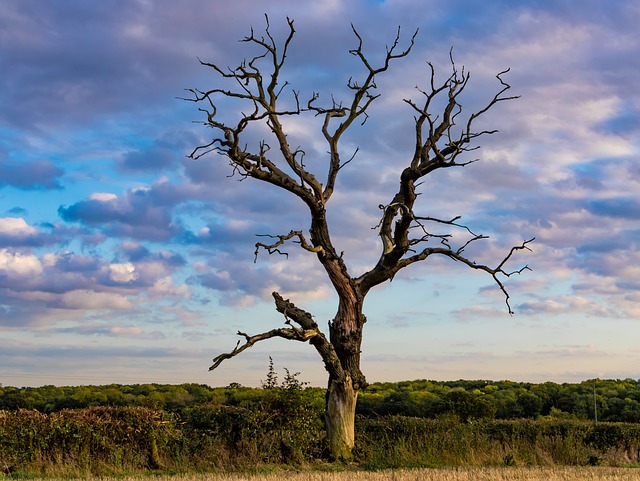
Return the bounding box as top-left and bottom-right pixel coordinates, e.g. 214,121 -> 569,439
3,378 -> 640,423
4,368 -> 640,475
0,406 -> 175,475
0,382 -> 219,413
4,406 -> 640,476
3,370 -> 640,475
356,378 -> 640,422
4,378 -> 640,423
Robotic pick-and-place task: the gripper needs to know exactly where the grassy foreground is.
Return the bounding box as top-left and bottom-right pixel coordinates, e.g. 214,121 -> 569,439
4,407 -> 640,475
18,467 -> 640,481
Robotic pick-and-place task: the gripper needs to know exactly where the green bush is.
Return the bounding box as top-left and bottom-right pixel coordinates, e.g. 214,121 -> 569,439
163,365 -> 324,469
0,407 -> 175,475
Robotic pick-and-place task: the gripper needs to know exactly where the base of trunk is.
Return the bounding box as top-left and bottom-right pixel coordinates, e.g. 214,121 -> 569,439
325,375 -> 358,461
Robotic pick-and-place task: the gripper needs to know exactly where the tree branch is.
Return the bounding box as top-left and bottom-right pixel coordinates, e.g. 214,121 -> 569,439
254,230 -> 324,262
396,238 -> 535,314
272,292 -> 344,379
210,292 -> 344,381
357,55 -> 526,309
308,25 -> 418,202
209,327 -> 317,371
183,16 -> 325,210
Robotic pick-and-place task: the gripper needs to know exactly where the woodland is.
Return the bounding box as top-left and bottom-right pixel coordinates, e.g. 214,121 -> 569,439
3,375 -> 640,422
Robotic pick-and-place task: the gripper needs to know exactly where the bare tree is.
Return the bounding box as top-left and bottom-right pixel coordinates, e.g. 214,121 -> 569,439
184,16 -> 533,460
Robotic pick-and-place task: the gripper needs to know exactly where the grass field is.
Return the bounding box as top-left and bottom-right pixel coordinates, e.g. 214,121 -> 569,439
19,467 -> 640,481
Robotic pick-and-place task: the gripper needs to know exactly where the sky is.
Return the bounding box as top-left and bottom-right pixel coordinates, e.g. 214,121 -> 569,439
1,0 -> 639,388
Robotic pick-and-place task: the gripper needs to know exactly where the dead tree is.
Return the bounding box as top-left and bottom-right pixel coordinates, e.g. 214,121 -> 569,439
184,16 -> 533,460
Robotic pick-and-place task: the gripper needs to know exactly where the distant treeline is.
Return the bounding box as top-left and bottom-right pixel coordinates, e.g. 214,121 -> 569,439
2,377 -> 640,422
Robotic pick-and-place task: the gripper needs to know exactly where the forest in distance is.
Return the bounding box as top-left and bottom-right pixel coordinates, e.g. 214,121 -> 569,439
3,376 -> 640,423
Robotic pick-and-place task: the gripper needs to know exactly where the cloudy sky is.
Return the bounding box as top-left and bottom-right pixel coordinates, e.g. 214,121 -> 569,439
1,0 -> 639,388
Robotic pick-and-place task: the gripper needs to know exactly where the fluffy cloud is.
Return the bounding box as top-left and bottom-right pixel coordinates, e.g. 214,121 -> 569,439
0,244 -> 195,330
109,263 -> 138,283
0,248 -> 43,279
0,217 -> 50,247
0,217 -> 37,236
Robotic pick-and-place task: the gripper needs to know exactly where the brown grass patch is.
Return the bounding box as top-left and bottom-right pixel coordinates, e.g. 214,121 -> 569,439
19,467 -> 640,481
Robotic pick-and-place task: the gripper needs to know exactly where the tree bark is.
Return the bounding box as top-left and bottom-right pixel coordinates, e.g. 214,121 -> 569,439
325,375 -> 358,461
323,294 -> 367,459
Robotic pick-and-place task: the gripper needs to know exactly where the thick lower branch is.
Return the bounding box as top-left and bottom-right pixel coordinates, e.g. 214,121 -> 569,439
209,292 -> 345,381
273,292 -> 344,380
272,291 -> 317,329
209,327 -> 317,371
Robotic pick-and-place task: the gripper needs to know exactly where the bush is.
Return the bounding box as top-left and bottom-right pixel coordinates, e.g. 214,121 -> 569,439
3,407 -> 640,475
176,364 -> 324,468
0,406 -> 175,475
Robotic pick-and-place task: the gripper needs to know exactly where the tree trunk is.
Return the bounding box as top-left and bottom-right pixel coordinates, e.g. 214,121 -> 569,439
325,375 -> 358,461
322,286 -> 366,460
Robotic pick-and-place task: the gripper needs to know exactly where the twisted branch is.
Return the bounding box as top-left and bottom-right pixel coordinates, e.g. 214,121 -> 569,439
210,292 -> 344,380
254,230 -> 324,262
395,238 -> 535,314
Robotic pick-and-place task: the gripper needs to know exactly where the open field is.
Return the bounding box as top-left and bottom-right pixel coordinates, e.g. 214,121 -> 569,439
19,467 -> 640,481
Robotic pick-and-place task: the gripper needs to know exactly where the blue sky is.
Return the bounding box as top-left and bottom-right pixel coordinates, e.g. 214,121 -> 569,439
1,0 -> 639,388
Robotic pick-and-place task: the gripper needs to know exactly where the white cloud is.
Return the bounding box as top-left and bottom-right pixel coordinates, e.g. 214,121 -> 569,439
89,192 -> 118,202
0,249 -> 43,277
150,276 -> 190,298
0,217 -> 38,236
41,253 -> 58,267
109,262 -> 137,283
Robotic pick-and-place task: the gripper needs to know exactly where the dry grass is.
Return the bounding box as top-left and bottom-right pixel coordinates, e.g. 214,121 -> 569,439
21,467 -> 640,481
